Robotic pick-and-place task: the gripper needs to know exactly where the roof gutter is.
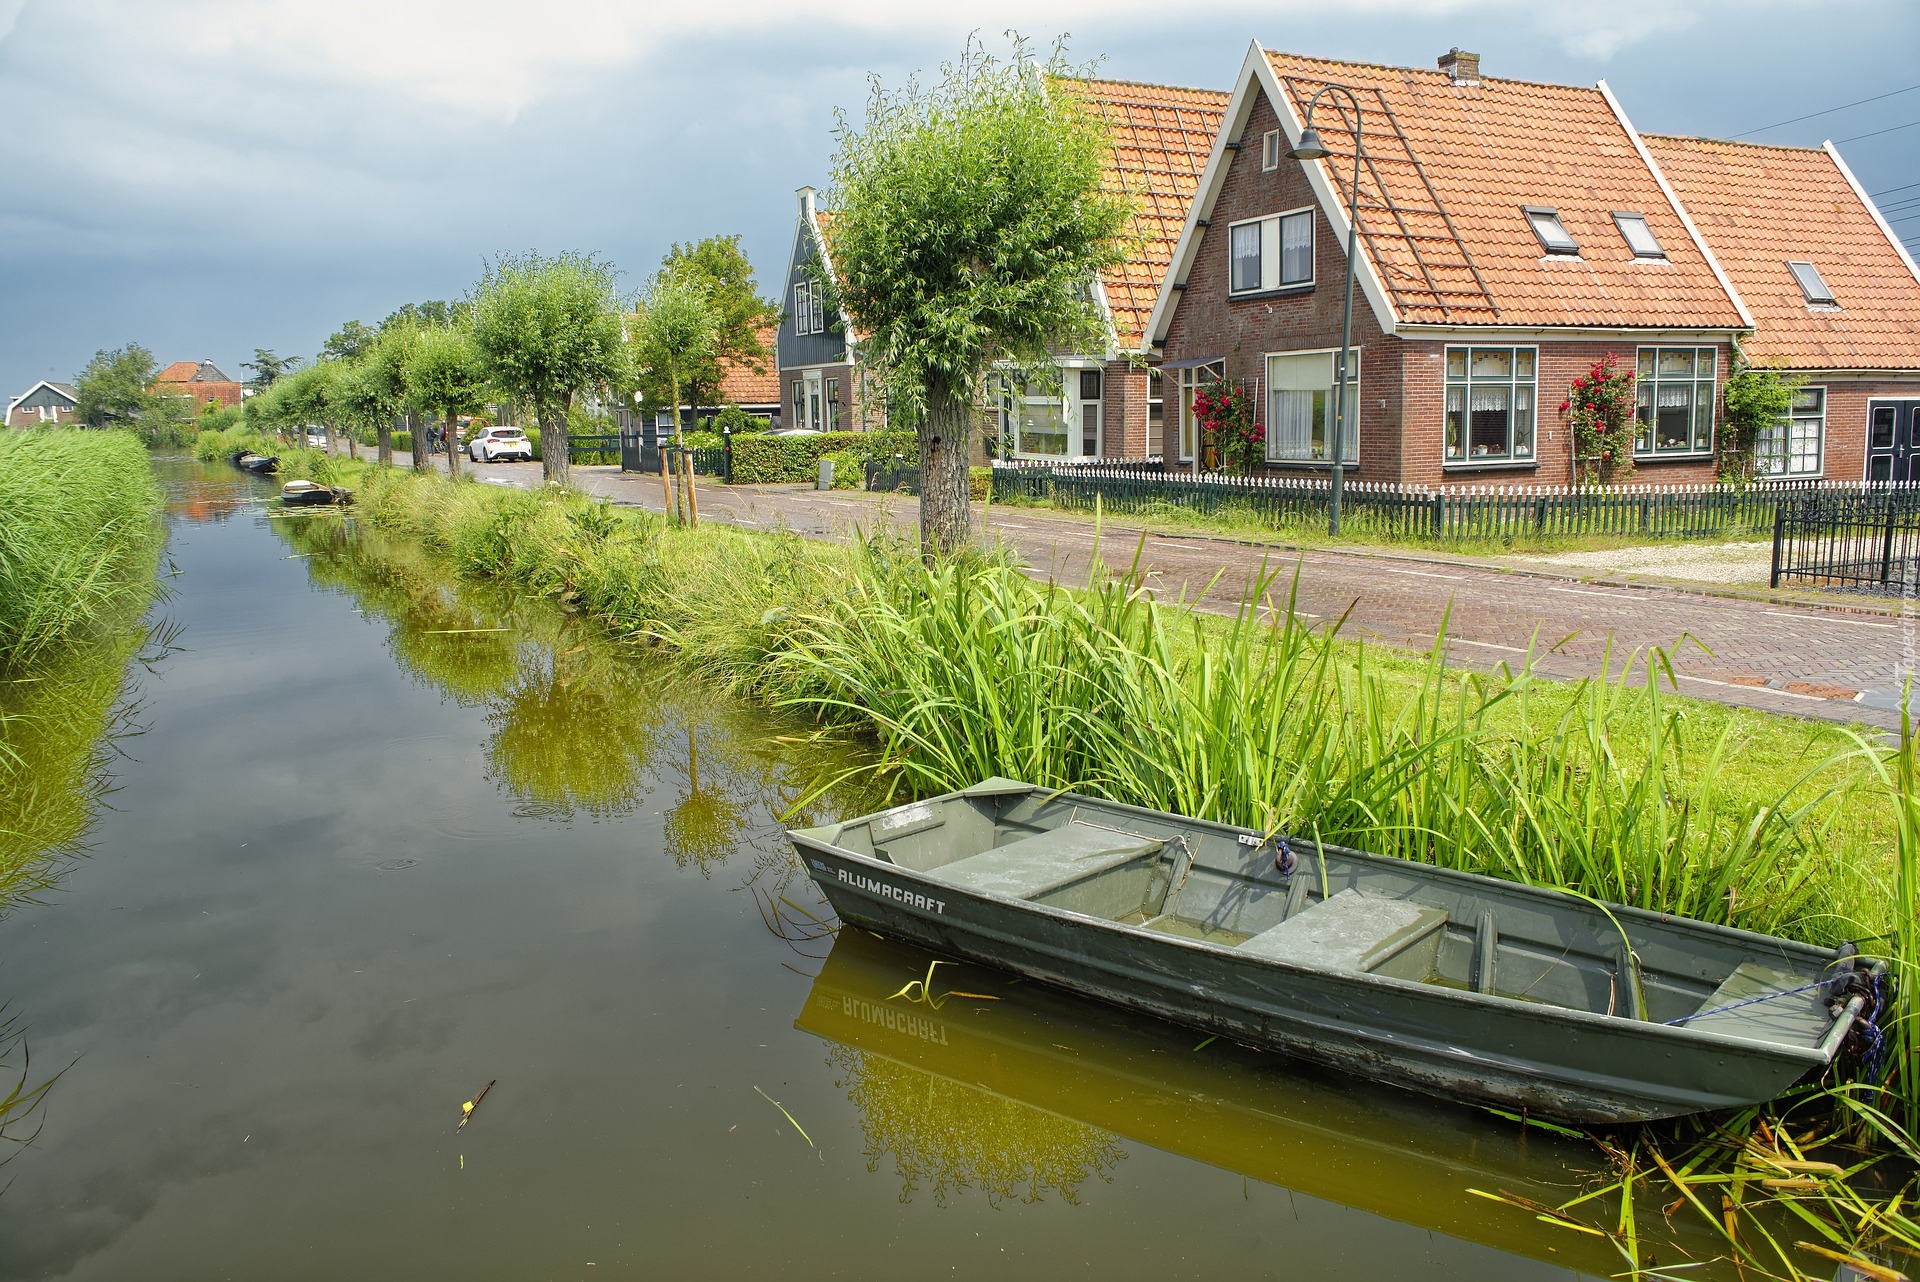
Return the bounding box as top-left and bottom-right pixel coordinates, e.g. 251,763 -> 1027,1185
1826,141 -> 1920,291
1598,79 -> 1753,330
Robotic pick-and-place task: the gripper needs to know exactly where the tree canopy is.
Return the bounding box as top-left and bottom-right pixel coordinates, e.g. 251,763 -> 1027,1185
321,320 -> 377,363
242,348 -> 302,391
467,251 -> 626,485
826,36 -> 1130,551
655,236 -> 779,416
73,344 -> 159,427
406,326 -> 491,476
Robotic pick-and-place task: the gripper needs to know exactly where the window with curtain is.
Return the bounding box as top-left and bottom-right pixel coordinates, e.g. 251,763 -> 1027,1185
1444,347 -> 1536,464
825,378 -> 840,432
1634,347 -> 1717,456
1756,386 -> 1824,477
1228,210 -> 1313,294
1264,349 -> 1360,463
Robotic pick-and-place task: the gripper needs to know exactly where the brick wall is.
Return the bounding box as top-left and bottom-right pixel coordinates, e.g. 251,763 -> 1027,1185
1101,359 -> 1151,457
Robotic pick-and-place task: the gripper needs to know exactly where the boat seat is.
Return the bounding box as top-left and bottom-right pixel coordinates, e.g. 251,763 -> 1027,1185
1680,962 -> 1831,1046
923,822 -> 1165,901
1237,889 -> 1449,972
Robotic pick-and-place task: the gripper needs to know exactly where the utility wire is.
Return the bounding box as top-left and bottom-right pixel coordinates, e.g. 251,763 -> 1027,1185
1871,180 -> 1920,198
1838,119 -> 1920,144
1733,83 -> 1920,138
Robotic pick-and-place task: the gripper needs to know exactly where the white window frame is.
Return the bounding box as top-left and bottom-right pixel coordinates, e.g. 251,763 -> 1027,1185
1444,346 -> 1539,465
1757,385 -> 1825,477
1264,347 -> 1361,465
992,366 -> 1101,462
793,280 -> 825,335
1072,367 -> 1104,459
824,376 -> 840,432
1228,207 -> 1314,295
1261,130 -> 1281,171
1634,346 -> 1718,458
1146,369 -> 1165,457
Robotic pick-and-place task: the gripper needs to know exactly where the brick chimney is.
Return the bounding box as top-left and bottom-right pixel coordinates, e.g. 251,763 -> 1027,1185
1438,48 -> 1481,84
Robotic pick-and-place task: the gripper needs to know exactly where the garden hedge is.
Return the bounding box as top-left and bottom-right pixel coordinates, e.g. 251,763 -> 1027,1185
730,430 -> 916,484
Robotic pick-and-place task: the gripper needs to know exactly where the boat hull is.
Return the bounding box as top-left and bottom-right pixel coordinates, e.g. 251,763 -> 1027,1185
792,791 -> 1852,1125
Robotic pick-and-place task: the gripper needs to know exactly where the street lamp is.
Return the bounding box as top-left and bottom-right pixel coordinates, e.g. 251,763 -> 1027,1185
1289,87 -> 1366,536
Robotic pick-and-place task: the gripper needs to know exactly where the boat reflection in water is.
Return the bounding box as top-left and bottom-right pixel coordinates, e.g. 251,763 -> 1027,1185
797,929 -> 1736,1277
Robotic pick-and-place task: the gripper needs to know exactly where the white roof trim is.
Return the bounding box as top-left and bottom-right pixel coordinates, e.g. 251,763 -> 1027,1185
1826,141 -> 1920,291
1089,274 -> 1120,360
8,379 -> 79,412
1143,42 -> 1406,353
1600,80 -> 1753,330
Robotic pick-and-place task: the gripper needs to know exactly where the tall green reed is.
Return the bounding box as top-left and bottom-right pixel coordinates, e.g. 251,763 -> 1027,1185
0,430 -> 163,668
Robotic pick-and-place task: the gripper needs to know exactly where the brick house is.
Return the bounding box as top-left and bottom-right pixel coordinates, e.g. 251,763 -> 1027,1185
986,77 -> 1230,463
652,324 -> 784,430
1146,45 -> 1762,486
152,359 -> 245,411
5,380 -> 80,427
1639,135 -> 1920,481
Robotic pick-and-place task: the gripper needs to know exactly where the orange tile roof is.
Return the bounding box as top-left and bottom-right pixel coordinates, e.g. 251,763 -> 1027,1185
153,360 -> 203,384
716,325 -> 780,405
1059,76 -> 1231,349
1263,50 -> 1745,329
1640,134 -> 1920,370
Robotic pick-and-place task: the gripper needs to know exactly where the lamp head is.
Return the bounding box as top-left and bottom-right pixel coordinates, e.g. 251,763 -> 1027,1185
1287,128 -> 1331,161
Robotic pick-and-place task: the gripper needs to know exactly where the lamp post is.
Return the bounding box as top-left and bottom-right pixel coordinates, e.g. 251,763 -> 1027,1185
1288,86 -> 1366,536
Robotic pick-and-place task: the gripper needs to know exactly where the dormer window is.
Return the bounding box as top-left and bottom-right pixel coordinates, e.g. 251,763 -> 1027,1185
1787,260 -> 1837,306
1523,206 -> 1579,256
1612,212 -> 1665,259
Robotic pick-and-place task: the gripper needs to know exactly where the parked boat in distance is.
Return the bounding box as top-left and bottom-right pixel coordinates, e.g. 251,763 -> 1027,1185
280,480 -> 349,507
790,779 -> 1878,1124
229,450 -> 279,474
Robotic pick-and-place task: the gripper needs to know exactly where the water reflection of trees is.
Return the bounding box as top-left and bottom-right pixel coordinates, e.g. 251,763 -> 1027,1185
276,514 -> 872,864
827,1043 -> 1126,1207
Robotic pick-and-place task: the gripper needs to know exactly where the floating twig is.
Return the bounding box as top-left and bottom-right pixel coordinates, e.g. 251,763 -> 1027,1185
458,1079 -> 495,1130
754,1086 -> 813,1147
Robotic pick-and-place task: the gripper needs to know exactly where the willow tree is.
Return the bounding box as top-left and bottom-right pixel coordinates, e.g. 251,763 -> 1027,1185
468,252 -> 626,486
405,326 -> 490,480
361,323 -> 420,469
826,38 -> 1129,553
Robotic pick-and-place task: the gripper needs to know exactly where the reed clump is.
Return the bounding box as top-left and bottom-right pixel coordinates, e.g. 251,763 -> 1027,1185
0,430 -> 164,668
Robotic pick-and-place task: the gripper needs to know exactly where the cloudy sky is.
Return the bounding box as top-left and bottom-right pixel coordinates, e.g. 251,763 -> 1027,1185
2,0 -> 1916,396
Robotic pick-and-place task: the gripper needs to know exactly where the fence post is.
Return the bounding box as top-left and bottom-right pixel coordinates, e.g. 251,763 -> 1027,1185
1882,493 -> 1900,590
1769,502 -> 1785,589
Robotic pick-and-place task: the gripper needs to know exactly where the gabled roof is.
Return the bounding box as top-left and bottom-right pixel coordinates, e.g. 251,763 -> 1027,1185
5,380 -> 78,419
154,359 -> 236,385
1147,43 -> 1749,345
1057,76 -> 1231,350
1640,134 -> 1920,371
717,325 -> 781,405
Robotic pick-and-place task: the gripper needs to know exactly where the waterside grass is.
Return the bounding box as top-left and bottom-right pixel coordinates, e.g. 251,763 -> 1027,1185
0,430 -> 164,668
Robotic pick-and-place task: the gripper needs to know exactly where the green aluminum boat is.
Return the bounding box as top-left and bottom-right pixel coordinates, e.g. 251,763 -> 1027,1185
789,779 -> 1877,1124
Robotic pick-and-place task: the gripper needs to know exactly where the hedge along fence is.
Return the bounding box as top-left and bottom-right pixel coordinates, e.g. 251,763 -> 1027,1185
730,430 -> 918,484
991,461 -> 1844,543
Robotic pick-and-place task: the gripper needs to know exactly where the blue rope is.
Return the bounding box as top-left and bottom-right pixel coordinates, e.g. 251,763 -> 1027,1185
1663,979 -> 1829,1026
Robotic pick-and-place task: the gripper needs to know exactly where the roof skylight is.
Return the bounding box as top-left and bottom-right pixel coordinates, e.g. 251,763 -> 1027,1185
1787,260 -> 1837,306
1612,212 -> 1665,259
1523,206 -> 1579,256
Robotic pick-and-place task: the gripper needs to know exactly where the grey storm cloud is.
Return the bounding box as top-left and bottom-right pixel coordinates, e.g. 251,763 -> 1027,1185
0,0 -> 1912,397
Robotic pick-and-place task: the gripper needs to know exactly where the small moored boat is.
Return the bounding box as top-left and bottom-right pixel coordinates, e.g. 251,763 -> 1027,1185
280,480 -> 349,507
790,780 -> 1880,1124
230,450 -> 279,474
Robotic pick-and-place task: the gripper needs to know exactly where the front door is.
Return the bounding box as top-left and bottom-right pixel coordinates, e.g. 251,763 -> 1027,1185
804,370 -> 824,433
1867,400 -> 1920,481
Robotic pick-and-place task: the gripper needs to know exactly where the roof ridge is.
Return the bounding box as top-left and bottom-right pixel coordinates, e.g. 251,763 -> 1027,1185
1263,46 -> 1606,98
1640,131 -> 1830,155
1055,73 -> 1230,102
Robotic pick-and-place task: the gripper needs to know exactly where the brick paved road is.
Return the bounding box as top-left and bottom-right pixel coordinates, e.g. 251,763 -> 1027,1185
435,458 -> 1920,730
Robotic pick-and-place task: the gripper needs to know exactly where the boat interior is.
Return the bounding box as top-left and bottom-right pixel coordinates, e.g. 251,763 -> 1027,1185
813,784 -> 1839,1047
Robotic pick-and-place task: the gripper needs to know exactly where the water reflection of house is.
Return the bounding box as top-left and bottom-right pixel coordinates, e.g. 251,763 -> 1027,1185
5,380 -> 80,427
151,359 -> 245,411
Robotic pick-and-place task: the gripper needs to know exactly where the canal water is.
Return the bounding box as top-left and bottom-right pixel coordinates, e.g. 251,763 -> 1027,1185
0,460 -> 1644,1279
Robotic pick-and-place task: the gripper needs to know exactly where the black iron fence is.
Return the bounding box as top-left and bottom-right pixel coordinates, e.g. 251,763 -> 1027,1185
614,430 -> 730,482
992,461 -> 1836,543
1771,487 -> 1920,594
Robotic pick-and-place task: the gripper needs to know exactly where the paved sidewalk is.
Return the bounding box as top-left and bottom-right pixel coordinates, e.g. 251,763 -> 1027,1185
369,454 -> 1920,730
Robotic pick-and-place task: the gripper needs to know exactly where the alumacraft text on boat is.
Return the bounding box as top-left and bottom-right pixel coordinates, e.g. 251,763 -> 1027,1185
837,868 -> 946,914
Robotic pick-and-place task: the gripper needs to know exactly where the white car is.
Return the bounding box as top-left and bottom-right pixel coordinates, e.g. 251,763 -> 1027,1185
468,427 -> 533,463
304,428 -> 327,448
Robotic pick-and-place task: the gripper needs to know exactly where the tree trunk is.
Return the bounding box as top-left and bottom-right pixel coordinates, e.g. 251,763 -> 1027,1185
919,376 -> 973,556
445,410 -> 461,480
377,420 -> 393,468
340,419 -> 357,460
667,361 -> 684,522
406,409 -> 426,472
541,393 -> 570,486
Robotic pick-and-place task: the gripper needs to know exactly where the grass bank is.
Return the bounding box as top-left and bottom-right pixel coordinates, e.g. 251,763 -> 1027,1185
329,463 -> 1914,1275
0,430 -> 164,669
